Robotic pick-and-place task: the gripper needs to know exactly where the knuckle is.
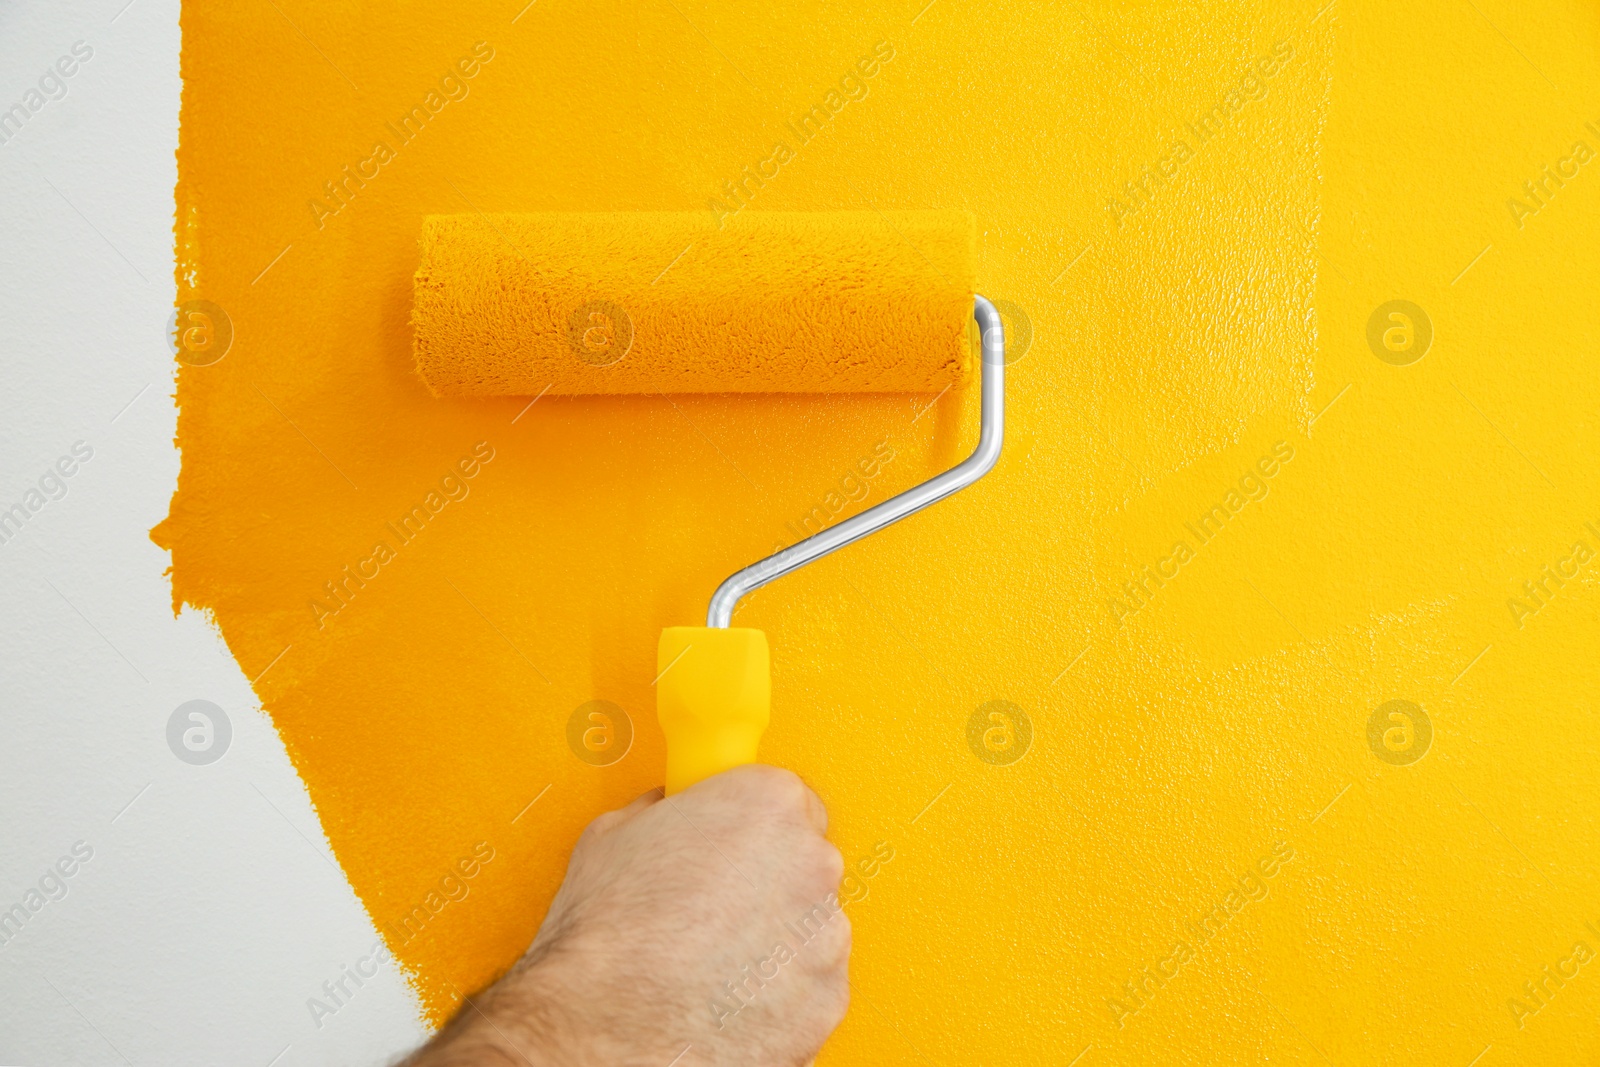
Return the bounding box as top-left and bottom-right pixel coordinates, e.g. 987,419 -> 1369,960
827,911 -> 853,958
577,813 -> 613,843
798,910 -> 851,970
827,972 -> 851,1024
753,764 -> 806,797
818,842 -> 845,884
802,787 -> 829,833
794,837 -> 842,888
717,764 -> 808,815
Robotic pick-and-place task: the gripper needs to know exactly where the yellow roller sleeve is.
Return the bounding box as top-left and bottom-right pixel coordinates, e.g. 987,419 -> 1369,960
411,211 -> 975,396
657,627 -> 770,795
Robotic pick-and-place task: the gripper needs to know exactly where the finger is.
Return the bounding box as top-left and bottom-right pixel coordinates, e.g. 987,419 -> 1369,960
583,786 -> 664,837
609,786 -> 665,825
799,781 -> 828,834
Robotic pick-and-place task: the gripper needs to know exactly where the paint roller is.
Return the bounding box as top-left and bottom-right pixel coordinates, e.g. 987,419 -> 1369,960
412,210 -> 1004,793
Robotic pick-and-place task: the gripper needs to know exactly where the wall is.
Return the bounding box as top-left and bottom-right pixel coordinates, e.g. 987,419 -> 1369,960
0,2 -> 427,1065
7,0 -> 1600,1064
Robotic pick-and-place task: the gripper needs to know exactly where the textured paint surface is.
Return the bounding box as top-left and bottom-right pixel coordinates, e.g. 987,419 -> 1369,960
413,211 -> 975,395
160,1 -> 1600,1062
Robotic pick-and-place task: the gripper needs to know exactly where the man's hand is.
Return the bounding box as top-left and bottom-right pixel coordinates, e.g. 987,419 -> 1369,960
410,765 -> 851,1066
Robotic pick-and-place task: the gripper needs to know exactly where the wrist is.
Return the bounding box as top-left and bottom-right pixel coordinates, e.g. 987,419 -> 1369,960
408,954 -> 579,1067
479,955 -> 581,1064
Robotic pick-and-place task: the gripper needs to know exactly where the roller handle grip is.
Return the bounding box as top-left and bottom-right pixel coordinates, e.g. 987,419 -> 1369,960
657,627 -> 771,795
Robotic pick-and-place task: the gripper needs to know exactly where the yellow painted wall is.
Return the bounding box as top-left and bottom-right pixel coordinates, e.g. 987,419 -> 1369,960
160,0 -> 1600,1062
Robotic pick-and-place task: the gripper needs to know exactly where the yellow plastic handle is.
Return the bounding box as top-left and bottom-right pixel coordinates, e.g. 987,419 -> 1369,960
657,626 -> 770,795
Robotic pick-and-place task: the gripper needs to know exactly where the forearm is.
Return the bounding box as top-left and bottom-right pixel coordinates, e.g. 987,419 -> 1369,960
405,960 -> 574,1067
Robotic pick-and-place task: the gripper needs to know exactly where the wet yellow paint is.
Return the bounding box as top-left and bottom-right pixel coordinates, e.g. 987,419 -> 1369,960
411,210 -> 975,395
161,0 -> 1600,1061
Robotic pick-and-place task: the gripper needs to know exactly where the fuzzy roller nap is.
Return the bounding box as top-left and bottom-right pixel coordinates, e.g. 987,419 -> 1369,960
411,209 -> 1002,795
412,210 -> 976,397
